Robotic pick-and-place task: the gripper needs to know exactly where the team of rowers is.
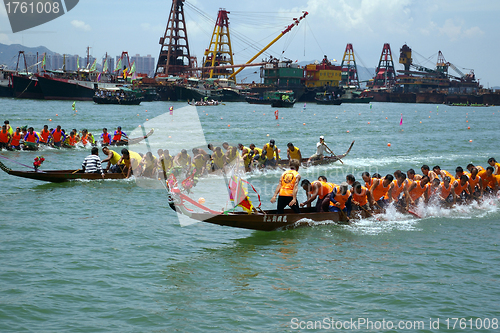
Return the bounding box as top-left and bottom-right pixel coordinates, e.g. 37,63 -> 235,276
0,120 -> 132,150
271,157 -> 500,219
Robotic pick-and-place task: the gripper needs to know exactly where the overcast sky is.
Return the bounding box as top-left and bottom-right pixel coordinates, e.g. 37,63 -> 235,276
1,0 -> 498,87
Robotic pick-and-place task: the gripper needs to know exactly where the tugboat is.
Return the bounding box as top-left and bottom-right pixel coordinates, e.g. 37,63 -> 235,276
270,91 -> 296,107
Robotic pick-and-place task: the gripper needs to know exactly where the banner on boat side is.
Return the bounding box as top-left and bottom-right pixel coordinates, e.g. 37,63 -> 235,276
3,0 -> 79,33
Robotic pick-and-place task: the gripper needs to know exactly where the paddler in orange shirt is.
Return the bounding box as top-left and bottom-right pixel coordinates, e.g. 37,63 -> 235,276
467,167 -> 483,199
487,157 -> 500,175
408,175 -> 431,205
38,125 -> 51,145
351,181 -> 371,212
452,175 -> 473,202
271,159 -> 301,214
438,176 -> 456,205
9,127 -> 22,150
0,124 -> 12,150
300,178 -> 333,212
478,166 -> 498,193
51,125 -> 66,148
433,165 -> 455,182
421,165 -> 438,181
369,174 -> 394,208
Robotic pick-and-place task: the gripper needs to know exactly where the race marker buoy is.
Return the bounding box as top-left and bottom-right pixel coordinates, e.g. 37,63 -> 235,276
266,134 -> 269,137
49,119 -> 52,121
387,143 -> 391,147
367,122 -> 370,124
55,114 -> 58,116
303,123 -> 306,125
228,124 -> 230,127
469,140 -> 473,142
346,130 -> 350,133
198,197 -> 205,204
467,126 -> 470,129
168,136 -> 172,138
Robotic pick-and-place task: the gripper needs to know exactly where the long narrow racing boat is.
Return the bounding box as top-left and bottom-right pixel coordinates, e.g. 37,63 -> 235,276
276,140 -> 355,167
0,161 -> 127,183
168,187 -> 377,231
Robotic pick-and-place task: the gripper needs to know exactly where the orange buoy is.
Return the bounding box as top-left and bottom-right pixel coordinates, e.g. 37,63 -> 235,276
138,125 -> 141,128
198,197 -> 205,204
145,110 -> 147,112
346,130 -> 350,133
420,121 -> 422,123
387,143 -> 391,147
49,119 -> 52,121
55,114 -> 58,116
221,117 -> 223,120
469,140 -> 473,142
266,134 -> 270,137
303,123 -> 306,125
263,113 -> 266,115
137,114 -> 140,116
385,117 -> 388,119
228,124 -> 230,127
146,119 -> 149,121
467,126 -> 470,129
367,122 -> 370,124
168,136 -> 172,138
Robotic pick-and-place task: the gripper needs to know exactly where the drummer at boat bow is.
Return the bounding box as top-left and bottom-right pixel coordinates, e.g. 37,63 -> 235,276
82,147 -> 104,177
271,159 -> 301,214
308,136 -> 333,163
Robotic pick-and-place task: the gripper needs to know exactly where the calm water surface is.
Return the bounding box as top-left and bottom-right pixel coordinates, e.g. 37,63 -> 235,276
1,99 -> 499,332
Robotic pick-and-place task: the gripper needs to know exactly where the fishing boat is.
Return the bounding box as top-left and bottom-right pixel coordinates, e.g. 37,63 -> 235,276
0,160 -> 127,183
93,87 -> 144,105
0,65 -> 14,97
314,92 -> 342,105
270,91 -> 296,108
276,141 -> 355,167
339,87 -> 373,103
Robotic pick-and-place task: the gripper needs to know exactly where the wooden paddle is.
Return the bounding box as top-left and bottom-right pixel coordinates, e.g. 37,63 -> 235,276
324,143 -> 343,164
71,169 -> 81,174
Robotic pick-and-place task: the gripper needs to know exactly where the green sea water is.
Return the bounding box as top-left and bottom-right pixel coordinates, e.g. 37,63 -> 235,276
1,99 -> 500,332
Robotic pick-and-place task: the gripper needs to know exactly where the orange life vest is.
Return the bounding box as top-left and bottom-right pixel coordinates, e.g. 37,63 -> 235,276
10,132 -> 21,146
279,170 -> 299,197
311,180 -> 333,199
440,183 -> 453,198
410,180 -> 428,201
453,180 -> 468,196
372,180 -> 391,201
26,132 -> 38,143
330,188 -> 351,210
81,133 -> 89,145
40,129 -> 50,143
352,186 -> 368,206
478,170 -> 496,188
0,129 -> 9,143
52,130 -> 63,142
468,175 -> 481,190
386,179 -> 405,200
68,135 -> 77,146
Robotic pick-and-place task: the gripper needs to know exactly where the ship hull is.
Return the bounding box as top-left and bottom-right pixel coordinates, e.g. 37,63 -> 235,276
12,75 -> 44,99
37,75 -> 122,101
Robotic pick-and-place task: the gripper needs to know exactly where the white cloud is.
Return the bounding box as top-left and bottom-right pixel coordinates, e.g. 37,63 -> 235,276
71,20 -> 91,32
437,19 -> 483,41
305,0 -> 413,35
0,33 -> 13,44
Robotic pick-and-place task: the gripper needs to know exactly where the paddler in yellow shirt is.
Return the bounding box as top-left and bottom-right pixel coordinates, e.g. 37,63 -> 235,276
101,146 -> 125,173
286,142 -> 302,161
117,148 -> 142,178
262,139 -> 280,167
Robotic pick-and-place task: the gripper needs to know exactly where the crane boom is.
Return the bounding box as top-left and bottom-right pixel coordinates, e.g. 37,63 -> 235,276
228,11 -> 308,80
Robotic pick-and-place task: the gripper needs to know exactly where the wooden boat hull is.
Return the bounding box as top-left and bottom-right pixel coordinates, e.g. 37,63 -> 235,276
0,163 -> 127,182
171,203 -> 378,231
314,98 -> 342,105
245,96 -> 272,104
271,99 -> 296,108
93,96 -> 143,105
276,140 -> 355,167
340,97 -> 373,104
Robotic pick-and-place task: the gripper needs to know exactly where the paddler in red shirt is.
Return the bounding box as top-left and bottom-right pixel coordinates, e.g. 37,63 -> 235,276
39,125 -> 51,145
